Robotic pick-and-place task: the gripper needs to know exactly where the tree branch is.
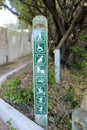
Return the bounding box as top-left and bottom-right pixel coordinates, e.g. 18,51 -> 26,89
42,0 -> 65,35
56,5 -> 86,49
67,0 -> 83,27
57,0 -> 63,9
1,2 -> 19,16
19,0 -> 45,15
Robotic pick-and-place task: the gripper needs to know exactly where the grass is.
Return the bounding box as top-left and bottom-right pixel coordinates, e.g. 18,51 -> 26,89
63,85 -> 79,108
0,78 -> 34,106
0,62 -> 87,130
7,119 -> 16,130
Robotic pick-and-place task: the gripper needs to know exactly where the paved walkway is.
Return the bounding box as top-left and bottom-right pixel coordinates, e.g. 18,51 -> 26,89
0,54 -> 32,130
0,55 -> 32,77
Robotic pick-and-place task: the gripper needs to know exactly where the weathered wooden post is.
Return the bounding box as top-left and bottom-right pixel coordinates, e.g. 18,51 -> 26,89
32,15 -> 48,130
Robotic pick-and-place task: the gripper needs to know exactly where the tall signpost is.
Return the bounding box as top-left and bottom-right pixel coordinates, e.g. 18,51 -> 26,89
33,15 -> 48,130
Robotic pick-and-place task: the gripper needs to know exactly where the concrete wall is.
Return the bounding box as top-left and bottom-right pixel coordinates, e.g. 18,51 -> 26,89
0,27 -> 32,65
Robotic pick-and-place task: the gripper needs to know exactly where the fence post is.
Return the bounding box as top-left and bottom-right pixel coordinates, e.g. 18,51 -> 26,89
54,49 -> 60,83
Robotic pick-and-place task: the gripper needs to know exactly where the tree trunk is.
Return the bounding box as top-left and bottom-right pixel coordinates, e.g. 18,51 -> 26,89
56,5 -> 86,49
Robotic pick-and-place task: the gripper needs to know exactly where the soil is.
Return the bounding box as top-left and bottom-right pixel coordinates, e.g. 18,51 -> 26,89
1,62 -> 87,130
0,118 -> 10,130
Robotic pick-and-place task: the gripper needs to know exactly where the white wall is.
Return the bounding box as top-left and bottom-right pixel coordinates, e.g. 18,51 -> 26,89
0,27 -> 32,65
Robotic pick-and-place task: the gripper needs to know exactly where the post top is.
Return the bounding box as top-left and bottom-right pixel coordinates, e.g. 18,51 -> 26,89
53,49 -> 60,53
33,15 -> 47,29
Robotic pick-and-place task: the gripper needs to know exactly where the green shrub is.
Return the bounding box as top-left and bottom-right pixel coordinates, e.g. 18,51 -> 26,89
1,78 -> 34,105
71,45 -> 87,70
80,34 -> 87,42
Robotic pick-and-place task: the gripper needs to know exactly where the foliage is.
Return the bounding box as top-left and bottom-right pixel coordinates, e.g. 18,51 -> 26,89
0,64 -> 87,130
2,0 -> 86,48
71,45 -> 87,69
80,34 -> 87,42
64,85 -> 79,108
64,86 -> 75,102
0,0 -> 87,65
0,78 -> 34,105
7,119 -> 16,130
48,68 -> 56,86
10,128 -> 16,130
16,20 -> 28,29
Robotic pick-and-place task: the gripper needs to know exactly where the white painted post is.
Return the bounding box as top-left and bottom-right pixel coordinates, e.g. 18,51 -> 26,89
54,49 -> 60,83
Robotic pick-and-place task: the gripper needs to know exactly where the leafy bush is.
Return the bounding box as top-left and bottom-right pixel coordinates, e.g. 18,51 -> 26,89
80,34 -> 87,42
71,45 -> 87,70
